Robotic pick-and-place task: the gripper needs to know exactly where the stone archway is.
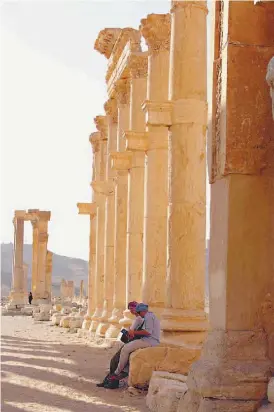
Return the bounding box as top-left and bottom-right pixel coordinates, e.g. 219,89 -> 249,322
8,209 -> 52,308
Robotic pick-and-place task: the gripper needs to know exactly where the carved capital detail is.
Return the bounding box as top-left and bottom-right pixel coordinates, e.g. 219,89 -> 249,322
171,1 -> 208,14
94,116 -> 108,140
110,151 -> 133,170
114,79 -> 130,106
104,98 -> 118,123
94,28 -> 122,59
140,14 -> 171,54
129,53 -> 148,79
89,132 -> 101,153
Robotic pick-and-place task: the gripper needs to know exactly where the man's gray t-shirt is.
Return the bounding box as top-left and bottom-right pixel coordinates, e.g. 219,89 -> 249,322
141,311 -> 160,346
130,316 -> 144,331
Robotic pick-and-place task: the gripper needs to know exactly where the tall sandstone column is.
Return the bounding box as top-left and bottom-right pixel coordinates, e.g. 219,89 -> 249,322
30,210 -> 51,303
139,14 -> 171,316
120,53 -> 148,326
77,202 -> 97,329
106,79 -> 131,338
23,263 -> 28,303
181,2 -> 274,411
10,211 -> 25,305
161,1 -> 208,346
45,251 -> 53,301
96,99 -> 118,336
90,116 -> 108,332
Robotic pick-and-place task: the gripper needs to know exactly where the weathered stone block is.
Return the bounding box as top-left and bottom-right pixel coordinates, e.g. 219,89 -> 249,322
128,346 -> 200,387
33,311 -> 51,321
146,371 -> 187,412
60,316 -> 71,328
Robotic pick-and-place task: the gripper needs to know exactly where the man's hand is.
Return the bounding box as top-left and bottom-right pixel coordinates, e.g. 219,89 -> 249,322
128,329 -> 135,338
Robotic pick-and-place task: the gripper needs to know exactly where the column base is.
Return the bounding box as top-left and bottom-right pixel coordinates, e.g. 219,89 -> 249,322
105,307 -> 124,338
180,330 -> 271,411
8,292 -> 26,308
89,308 -> 103,332
95,309 -> 112,337
82,315 -> 91,330
119,309 -> 135,328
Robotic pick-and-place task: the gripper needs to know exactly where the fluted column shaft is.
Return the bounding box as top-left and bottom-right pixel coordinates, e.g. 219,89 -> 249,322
45,251 -> 53,300
10,214 -> 25,305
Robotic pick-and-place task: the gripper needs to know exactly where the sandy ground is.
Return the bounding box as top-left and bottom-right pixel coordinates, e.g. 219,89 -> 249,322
1,315 -> 149,412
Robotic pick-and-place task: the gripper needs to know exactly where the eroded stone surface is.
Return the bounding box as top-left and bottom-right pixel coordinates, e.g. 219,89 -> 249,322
129,346 -> 200,387
268,378 -> 274,403
146,371 -> 187,412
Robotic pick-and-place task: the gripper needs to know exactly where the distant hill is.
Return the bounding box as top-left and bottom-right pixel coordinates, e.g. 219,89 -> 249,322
1,243 -> 88,297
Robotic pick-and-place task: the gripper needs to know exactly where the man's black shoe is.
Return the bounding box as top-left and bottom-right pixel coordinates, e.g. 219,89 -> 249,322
96,382 -> 105,387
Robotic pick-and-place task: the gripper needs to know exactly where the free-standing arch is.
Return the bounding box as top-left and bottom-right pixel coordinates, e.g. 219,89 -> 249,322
8,209 -> 52,307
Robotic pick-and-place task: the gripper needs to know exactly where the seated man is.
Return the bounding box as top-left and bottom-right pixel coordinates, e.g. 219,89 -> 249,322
110,303 -> 160,381
96,301 -> 143,387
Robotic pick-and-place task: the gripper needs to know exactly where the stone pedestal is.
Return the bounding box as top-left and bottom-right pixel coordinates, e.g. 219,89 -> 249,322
181,2 -> 274,411
161,1 -> 208,345
140,14 -> 171,318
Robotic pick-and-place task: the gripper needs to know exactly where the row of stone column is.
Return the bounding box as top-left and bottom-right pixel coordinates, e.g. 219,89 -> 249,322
9,209 -> 52,306
78,1 -> 208,348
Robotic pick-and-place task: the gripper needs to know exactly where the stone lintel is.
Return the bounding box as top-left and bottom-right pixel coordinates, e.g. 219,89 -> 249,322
110,151 -> 133,170
90,180 -> 114,196
140,14 -> 171,54
123,131 -> 149,151
94,28 -> 122,59
77,202 -> 97,216
106,28 -> 141,84
25,210 -> 51,222
142,100 -> 172,127
94,116 -> 108,140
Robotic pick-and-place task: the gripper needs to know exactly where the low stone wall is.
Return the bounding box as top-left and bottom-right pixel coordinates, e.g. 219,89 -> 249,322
128,345 -> 201,387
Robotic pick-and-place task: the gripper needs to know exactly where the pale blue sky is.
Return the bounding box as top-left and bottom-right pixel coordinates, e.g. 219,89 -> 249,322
1,1 -> 210,260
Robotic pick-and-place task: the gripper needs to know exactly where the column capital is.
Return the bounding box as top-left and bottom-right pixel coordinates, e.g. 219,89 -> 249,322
113,79 -> 130,106
91,180 -> 115,196
94,116 -> 108,140
94,28 -> 122,59
89,132 -> 101,153
104,98 -> 118,123
129,53 -> 148,79
171,1 -> 208,14
140,14 -> 171,54
123,131 -> 149,151
77,202 -> 97,217
110,151 -> 133,170
142,100 -> 172,127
